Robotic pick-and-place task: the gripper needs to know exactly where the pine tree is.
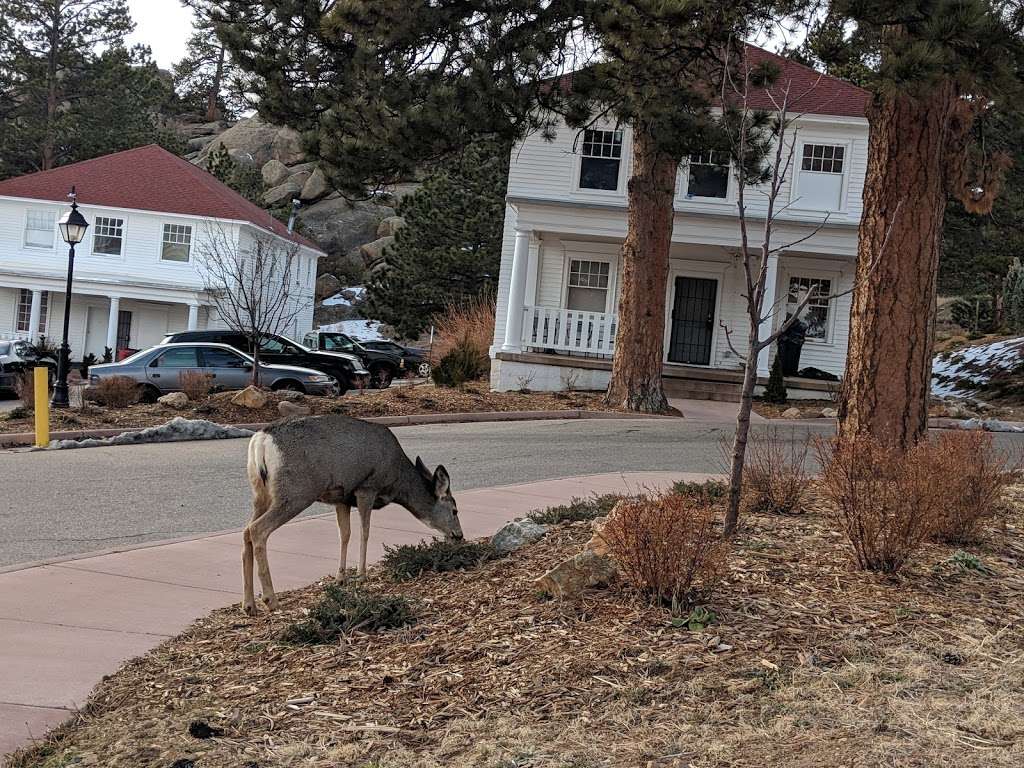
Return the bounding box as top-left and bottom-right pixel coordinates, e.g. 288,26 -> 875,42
366,142 -> 509,339
206,144 -> 264,203
174,2 -> 247,122
804,1 -> 1022,450
1005,258 -> 1024,334
763,354 -> 788,405
218,0 -> 781,413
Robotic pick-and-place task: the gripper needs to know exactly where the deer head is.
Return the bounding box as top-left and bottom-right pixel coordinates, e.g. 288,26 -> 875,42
415,456 -> 464,541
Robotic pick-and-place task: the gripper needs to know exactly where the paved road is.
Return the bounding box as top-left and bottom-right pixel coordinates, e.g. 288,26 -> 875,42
3,418 -> 1022,568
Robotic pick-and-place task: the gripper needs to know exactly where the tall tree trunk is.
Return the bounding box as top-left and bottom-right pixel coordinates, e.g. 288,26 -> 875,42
839,82 -> 959,450
42,9 -> 61,171
605,127 -> 676,413
206,44 -> 226,122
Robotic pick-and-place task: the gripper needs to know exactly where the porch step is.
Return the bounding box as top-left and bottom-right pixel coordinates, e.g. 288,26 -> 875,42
662,377 -> 743,403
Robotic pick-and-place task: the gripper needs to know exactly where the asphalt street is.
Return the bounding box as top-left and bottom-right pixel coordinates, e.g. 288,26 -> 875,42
2,418 -> 1021,568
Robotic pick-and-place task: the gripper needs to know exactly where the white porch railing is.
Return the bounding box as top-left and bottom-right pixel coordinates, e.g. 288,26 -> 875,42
521,306 -> 618,356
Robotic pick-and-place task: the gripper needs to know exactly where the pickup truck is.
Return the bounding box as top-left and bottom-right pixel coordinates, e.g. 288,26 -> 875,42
302,330 -> 405,389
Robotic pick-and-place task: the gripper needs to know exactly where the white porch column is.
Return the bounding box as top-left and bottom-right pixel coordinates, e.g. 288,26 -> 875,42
501,228 -> 532,353
106,296 -> 121,352
27,290 -> 43,343
756,253 -> 781,377
187,303 -> 200,330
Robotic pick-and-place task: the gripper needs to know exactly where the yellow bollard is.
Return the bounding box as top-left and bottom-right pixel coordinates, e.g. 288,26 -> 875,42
34,366 -> 49,448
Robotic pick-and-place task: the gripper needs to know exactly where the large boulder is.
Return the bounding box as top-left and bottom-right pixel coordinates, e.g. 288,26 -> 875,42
301,167 -> 331,202
278,400 -> 311,419
262,159 -> 291,187
198,117 -> 307,168
534,549 -> 618,599
376,215 -> 405,238
298,196 -> 394,257
187,135 -> 218,153
315,273 -> 343,302
491,519 -> 548,555
157,392 -> 189,409
271,126 -> 305,165
781,407 -> 802,419
359,236 -> 394,268
264,179 -> 303,208
232,386 -> 269,410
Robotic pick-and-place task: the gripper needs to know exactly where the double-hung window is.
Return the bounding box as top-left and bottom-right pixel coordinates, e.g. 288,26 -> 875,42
93,216 -> 125,256
566,259 -> 610,312
161,223 -> 192,262
785,276 -> 832,342
686,151 -> 730,199
798,143 -> 846,211
578,129 -> 623,191
15,289 -> 48,334
25,210 -> 55,249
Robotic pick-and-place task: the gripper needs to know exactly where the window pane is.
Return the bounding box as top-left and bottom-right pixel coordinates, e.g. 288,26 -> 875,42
688,164 -> 729,198
161,224 -> 192,262
567,286 -> 607,312
25,210 -> 55,248
93,217 -> 124,256
802,144 -> 844,174
580,157 -> 620,190
154,347 -> 200,367
15,290 -> 47,334
785,277 -> 831,340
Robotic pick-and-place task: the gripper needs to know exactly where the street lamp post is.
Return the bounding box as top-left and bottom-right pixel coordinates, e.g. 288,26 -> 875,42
51,187 -> 89,409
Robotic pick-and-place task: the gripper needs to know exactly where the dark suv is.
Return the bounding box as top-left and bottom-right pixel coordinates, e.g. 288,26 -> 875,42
302,330 -> 403,389
160,331 -> 369,393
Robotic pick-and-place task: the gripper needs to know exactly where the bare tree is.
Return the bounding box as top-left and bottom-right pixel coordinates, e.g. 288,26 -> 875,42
718,58 -> 857,536
197,223 -> 309,385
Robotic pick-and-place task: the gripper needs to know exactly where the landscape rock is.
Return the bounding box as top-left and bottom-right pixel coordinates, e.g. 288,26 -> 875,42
534,549 -> 618,599
187,135 -> 217,153
491,519 -> 548,554
947,403 -> 980,420
315,273 -> 343,301
45,418 -> 254,450
781,407 -> 802,419
278,400 -> 311,419
376,215 -> 405,238
261,159 -> 291,187
359,236 -> 395,268
301,167 -> 332,201
820,407 -> 838,419
232,386 -> 269,410
587,515 -> 612,556
264,179 -> 303,207
157,392 -> 190,409
279,390 -> 305,402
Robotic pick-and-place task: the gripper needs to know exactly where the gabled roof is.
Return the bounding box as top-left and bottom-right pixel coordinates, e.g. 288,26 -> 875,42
548,44 -> 870,119
0,145 -> 324,253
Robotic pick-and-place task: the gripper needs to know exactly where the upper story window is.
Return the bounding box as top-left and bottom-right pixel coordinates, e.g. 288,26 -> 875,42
786,276 -> 832,342
25,210 -> 55,249
93,216 -> 125,256
797,143 -> 846,211
15,289 -> 48,334
579,129 -> 623,191
685,151 -> 730,199
161,223 -> 192,262
567,259 -> 610,312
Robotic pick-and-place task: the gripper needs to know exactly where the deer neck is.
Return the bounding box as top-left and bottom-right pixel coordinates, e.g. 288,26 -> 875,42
394,464 -> 435,519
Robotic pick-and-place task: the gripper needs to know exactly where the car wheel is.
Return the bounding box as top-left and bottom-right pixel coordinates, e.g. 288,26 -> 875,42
416,361 -> 432,378
139,384 -> 160,404
369,365 -> 394,389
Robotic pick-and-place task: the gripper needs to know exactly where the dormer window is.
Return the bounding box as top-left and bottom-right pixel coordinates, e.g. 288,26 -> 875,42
797,143 -> 846,211
579,129 -> 623,191
685,151 -> 730,199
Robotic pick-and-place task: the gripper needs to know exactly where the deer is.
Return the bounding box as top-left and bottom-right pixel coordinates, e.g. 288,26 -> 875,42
242,414 -> 464,615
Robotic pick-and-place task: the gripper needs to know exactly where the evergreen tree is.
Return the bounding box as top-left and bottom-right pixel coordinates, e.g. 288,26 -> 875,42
1004,258 -> 1024,333
174,1 -> 247,122
763,354 -> 788,404
206,144 -> 264,203
218,0 -> 783,413
366,142 -> 509,339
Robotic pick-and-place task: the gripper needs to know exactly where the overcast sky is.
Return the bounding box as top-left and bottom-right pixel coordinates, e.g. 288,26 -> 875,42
126,0 -> 193,69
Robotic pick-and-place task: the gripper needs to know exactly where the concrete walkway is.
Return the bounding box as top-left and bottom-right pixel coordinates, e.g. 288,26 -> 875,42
0,470 -> 698,757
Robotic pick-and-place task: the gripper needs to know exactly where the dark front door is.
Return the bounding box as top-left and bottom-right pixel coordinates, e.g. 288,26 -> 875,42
668,276 -> 717,365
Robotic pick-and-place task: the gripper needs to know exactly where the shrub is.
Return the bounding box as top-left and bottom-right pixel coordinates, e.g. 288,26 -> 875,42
431,292 -> 495,365
670,479 -> 728,502
281,583 -> 414,645
528,493 -> 624,524
92,376 -> 140,408
817,435 -> 943,573
600,493 -> 729,611
180,369 -> 214,401
431,336 -> 488,388
79,353 -> 98,377
381,539 -> 497,581
743,427 -> 812,515
763,354 -> 787,404
927,431 -> 1015,544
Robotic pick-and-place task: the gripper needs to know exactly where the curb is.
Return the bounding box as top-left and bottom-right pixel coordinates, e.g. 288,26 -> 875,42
0,409 -> 678,449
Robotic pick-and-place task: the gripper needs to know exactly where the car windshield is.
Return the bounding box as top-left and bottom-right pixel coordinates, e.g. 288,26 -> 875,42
321,333 -> 357,352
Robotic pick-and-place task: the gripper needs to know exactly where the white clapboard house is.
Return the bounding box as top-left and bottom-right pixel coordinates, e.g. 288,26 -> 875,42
490,46 -> 869,400
0,145 -> 324,360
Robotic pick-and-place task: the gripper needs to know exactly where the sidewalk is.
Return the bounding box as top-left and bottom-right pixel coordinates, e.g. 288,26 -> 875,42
0,470 -> 701,757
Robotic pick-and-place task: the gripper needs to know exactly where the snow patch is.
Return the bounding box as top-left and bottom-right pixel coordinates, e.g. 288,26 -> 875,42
931,336 -> 1024,397
320,286 -> 367,307
43,417 -> 255,450
319,319 -> 386,341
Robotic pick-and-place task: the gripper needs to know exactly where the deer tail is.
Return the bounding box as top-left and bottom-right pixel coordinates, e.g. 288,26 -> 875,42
248,431 -> 270,487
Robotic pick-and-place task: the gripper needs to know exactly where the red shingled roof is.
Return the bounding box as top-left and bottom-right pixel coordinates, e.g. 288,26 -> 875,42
0,145 -> 324,252
548,44 -> 869,119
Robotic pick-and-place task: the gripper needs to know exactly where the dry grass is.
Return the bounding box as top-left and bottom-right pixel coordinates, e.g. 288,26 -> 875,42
743,426 -> 812,515
601,493 -> 729,611
9,490 -> 1024,768
90,375 -> 139,408
431,292 -> 496,364
11,370 -> 35,410
179,369 -> 214,401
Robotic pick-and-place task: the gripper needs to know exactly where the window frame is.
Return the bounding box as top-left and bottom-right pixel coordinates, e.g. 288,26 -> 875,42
24,208 -> 57,250
91,215 -> 126,258
791,139 -> 852,213
159,222 -> 194,263
782,273 -> 837,344
15,289 -> 48,335
560,253 -> 616,314
573,127 -> 629,195
680,150 -> 733,202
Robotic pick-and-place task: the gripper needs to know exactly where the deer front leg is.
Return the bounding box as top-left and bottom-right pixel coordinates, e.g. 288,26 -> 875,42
335,503 -> 351,579
356,492 -> 374,576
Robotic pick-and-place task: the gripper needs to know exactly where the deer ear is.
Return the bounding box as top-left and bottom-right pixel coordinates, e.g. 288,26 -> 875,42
433,465 -> 451,497
415,456 -> 430,479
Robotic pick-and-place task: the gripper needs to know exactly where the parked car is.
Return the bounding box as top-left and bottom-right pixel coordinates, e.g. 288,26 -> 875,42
361,339 -> 432,379
301,330 -> 404,388
0,338 -> 56,393
160,330 -> 368,392
88,343 -> 338,401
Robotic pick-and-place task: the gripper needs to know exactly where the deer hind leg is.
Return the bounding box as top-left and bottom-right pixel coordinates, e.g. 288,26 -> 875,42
242,484 -> 272,616
245,499 -> 303,612
335,503 -> 351,579
356,492 -> 374,576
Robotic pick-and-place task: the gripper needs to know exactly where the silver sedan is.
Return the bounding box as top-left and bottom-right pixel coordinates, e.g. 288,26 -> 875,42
87,343 -> 338,401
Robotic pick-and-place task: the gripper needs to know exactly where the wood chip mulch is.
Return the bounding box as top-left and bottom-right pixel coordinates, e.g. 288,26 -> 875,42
8,491 -> 1024,768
